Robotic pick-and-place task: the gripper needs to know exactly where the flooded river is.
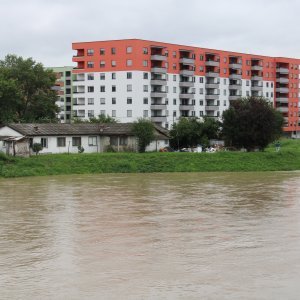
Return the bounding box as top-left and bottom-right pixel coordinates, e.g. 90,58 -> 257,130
0,172 -> 300,299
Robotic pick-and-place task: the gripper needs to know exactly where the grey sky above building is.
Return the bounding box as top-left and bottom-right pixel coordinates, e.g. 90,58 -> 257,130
1,0 -> 299,67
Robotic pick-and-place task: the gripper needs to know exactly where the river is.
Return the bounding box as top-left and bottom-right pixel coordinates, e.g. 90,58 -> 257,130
0,172 -> 300,299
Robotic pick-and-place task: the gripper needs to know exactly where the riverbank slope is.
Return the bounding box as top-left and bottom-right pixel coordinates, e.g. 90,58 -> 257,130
1,139 -> 300,178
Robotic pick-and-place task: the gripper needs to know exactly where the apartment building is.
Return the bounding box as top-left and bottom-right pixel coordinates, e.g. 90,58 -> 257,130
49,66 -> 74,123
72,39 -> 300,136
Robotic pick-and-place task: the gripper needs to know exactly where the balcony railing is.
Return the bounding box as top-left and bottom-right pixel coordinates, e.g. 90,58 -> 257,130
151,55 -> 167,61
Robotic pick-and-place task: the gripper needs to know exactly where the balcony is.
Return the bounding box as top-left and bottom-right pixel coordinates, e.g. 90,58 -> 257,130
150,104 -> 167,110
276,87 -> 289,93
151,55 -> 167,61
251,85 -> 263,91
277,107 -> 289,113
276,78 -> 289,84
229,74 -> 242,80
151,116 -> 167,122
229,95 -> 241,101
205,60 -> 220,67
229,63 -> 242,69
205,72 -> 219,78
179,58 -> 195,64
151,67 -> 167,73
179,81 -> 194,87
150,92 -> 167,98
251,65 -> 263,71
205,94 -> 219,100
229,84 -> 242,90
251,75 -> 263,81
276,68 -> 289,74
179,93 -> 194,99
206,105 -> 219,111
150,79 -> 167,86
276,97 -> 288,103
179,104 -> 194,110
205,83 -> 219,89
180,69 -> 194,76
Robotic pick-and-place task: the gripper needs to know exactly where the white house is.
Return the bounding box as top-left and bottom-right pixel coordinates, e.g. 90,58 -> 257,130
0,123 -> 170,156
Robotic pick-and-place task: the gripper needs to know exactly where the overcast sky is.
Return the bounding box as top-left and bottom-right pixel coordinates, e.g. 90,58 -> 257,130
1,0 -> 300,67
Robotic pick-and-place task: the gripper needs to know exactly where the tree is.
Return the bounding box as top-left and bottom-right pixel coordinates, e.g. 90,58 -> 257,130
169,117 -> 221,149
222,96 -> 283,151
131,118 -> 155,153
32,143 -> 43,155
0,55 -> 59,123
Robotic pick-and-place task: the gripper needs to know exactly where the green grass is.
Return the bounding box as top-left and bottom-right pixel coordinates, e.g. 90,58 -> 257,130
1,139 -> 300,178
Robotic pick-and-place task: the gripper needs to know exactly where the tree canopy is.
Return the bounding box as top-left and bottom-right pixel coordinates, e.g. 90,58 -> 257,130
222,96 -> 283,151
0,54 -> 59,123
170,117 -> 221,149
131,118 -> 155,153
73,114 -> 117,124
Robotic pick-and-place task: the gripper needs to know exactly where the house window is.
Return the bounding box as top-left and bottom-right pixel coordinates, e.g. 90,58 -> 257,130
87,73 -> 94,80
41,138 -> 48,148
100,86 -> 105,92
127,46 -> 132,53
88,86 -> 94,93
88,136 -> 97,146
111,60 -> 116,67
112,73 -> 116,79
100,73 -> 105,80
88,110 -> 94,117
100,110 -> 106,115
111,47 -> 116,55
100,61 -> 105,68
143,110 -> 148,117
173,75 -> 176,81
87,49 -> 94,56
127,72 -> 132,79
200,77 -> 204,83
173,87 -> 176,93
112,97 -> 116,104
143,85 -> 148,92
127,84 -> 132,92
112,110 -> 116,117
110,136 -> 118,146
88,98 -> 94,105
143,60 -> 148,67
143,97 -> 148,104
143,72 -> 148,79
57,137 -> 66,147
173,99 -> 176,105
112,85 -> 116,92
143,47 -> 148,54
173,51 -> 176,58
127,60 -> 132,66
127,97 -> 132,104
72,137 -> 81,147
127,110 -> 132,117
100,98 -> 105,104
87,62 -> 94,68
120,137 -> 128,145
100,48 -> 105,55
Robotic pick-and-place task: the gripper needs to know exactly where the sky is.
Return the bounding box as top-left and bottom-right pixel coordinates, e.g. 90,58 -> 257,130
1,0 -> 300,67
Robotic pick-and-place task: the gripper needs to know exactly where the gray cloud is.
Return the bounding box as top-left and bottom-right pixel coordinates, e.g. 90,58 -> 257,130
1,0 -> 300,66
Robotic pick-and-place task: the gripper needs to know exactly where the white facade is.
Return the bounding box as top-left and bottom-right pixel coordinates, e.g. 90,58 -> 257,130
72,71 -> 276,129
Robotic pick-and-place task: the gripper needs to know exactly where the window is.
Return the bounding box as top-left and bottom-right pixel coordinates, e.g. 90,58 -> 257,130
200,77 -> 204,83
143,97 -> 148,104
200,88 -> 203,94
127,110 -> 132,117
72,137 -> 81,147
87,62 -> 94,68
192,111 -> 195,117
246,80 -> 250,86
112,85 -> 116,92
100,86 -> 105,92
41,138 -> 48,148
223,89 -> 226,96
88,110 -> 94,117
112,97 -> 116,104
200,55 -> 204,61
173,99 -> 176,105
127,72 -> 132,79
173,63 -> 176,70
127,84 -> 132,92
143,85 -> 148,92
88,136 -> 97,146
120,137 -> 128,145
143,47 -> 148,54
266,92 -> 269,98
87,49 -> 94,56
199,66 -> 204,72
173,75 -> 176,81
224,100 -> 227,106
173,111 -> 176,117
200,100 -> 203,106
88,86 -> 94,92
173,51 -> 176,58
143,110 -> 148,117
88,98 -> 94,105
200,111 -> 203,116
266,82 -> 269,88
224,57 -> 227,63
223,78 -> 226,85
112,110 -> 116,117
100,48 -> 105,55
143,60 -> 148,67
57,137 -> 66,147
100,73 -> 105,80
127,59 -> 132,66
143,72 -> 148,79
100,98 -> 105,104
100,61 -> 105,68
111,60 -> 116,67
127,97 -> 132,104
111,47 -> 116,55
127,46 -> 132,53
87,73 -> 94,80
246,91 -> 250,96
112,73 -> 116,79
173,87 -> 176,93
100,110 -> 106,115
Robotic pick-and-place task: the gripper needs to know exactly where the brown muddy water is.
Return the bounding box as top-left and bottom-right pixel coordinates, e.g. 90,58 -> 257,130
0,172 -> 300,299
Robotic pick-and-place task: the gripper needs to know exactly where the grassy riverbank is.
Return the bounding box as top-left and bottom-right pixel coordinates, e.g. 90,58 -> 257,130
1,139 -> 300,178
